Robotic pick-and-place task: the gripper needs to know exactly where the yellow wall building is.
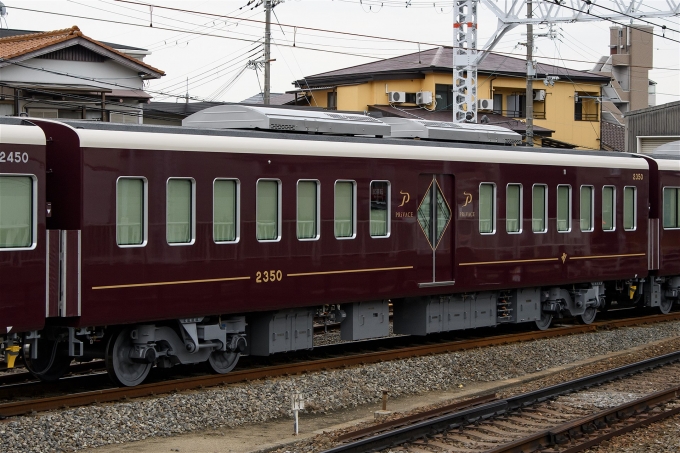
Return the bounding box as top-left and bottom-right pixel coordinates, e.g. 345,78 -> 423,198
292,47 -> 608,150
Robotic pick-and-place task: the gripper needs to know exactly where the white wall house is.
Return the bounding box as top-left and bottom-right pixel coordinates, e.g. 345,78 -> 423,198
0,26 -> 164,123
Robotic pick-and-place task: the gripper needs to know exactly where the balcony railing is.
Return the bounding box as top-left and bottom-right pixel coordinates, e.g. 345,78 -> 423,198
575,113 -> 598,122
492,110 -> 546,120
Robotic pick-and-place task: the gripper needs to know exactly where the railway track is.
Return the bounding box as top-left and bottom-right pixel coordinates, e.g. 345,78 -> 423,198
0,311 -> 678,419
319,349 -> 680,453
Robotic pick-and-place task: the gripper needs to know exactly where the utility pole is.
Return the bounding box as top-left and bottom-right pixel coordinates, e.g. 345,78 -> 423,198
525,0 -> 534,146
264,0 -> 272,105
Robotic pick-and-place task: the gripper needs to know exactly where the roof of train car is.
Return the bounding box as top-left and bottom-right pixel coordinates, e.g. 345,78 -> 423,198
0,117 -> 654,170
0,120 -> 46,145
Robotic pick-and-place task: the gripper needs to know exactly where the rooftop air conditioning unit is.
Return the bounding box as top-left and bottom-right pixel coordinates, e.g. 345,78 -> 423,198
416,91 -> 433,105
388,91 -> 406,103
533,89 -> 546,101
478,99 -> 494,111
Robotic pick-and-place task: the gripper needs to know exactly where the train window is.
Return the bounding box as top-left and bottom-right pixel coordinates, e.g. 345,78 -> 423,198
602,186 -> 616,231
506,184 -> 522,234
557,185 -> 571,232
213,179 -> 239,243
370,181 -> 390,238
623,186 -> 637,231
116,177 -> 147,247
297,180 -> 319,240
167,178 -> 195,245
0,175 -> 35,249
580,186 -> 594,232
257,179 -> 281,241
479,183 -> 496,234
663,187 -> 680,229
532,185 -> 547,233
335,180 -> 356,239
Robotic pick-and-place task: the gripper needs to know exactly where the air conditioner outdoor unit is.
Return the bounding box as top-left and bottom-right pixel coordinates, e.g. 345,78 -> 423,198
388,91 -> 406,103
533,89 -> 546,101
416,91 -> 433,105
478,99 -> 494,111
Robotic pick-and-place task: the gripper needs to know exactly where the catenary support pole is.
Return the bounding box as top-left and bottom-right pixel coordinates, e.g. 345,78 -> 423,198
525,0 -> 534,146
264,0 -> 271,105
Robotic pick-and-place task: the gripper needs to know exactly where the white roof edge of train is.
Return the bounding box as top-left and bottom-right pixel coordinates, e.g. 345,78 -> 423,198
656,159 -> 680,171
0,123 -> 46,146
1,118 -> 658,171
72,127 -> 649,170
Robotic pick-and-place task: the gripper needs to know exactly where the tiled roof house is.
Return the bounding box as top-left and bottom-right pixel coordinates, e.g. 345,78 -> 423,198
0,26 -> 164,122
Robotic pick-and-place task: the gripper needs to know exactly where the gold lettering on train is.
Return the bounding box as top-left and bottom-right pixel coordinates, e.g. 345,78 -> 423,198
458,211 -> 476,218
255,270 -> 283,283
395,211 -> 414,218
398,190 -> 410,207
462,192 -> 473,207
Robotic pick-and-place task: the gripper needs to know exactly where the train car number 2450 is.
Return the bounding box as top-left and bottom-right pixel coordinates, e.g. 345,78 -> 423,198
0,152 -> 30,163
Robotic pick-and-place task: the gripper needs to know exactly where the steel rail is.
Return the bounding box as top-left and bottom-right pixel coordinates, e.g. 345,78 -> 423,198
0,312 -> 679,418
484,385 -> 680,453
320,350 -> 680,453
335,393 -> 498,443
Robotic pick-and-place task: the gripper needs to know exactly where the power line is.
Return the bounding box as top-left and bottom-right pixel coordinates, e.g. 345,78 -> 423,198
551,0 -> 680,44
6,4 -> 680,72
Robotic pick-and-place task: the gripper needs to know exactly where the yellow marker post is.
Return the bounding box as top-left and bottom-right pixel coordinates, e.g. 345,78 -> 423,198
5,345 -> 21,368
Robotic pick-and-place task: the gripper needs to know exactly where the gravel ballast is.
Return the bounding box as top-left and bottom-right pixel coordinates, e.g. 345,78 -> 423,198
3,321 -> 680,453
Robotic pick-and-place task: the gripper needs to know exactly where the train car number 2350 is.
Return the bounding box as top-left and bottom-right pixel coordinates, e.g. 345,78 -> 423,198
256,270 -> 283,283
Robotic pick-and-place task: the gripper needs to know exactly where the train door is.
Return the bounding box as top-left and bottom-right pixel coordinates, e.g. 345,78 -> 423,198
416,174 -> 455,287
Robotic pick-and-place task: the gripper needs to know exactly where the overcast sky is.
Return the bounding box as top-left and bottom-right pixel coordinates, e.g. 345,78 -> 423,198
3,0 -> 679,106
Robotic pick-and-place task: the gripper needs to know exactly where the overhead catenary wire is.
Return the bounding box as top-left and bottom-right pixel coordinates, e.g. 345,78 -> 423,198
5,4 -> 679,74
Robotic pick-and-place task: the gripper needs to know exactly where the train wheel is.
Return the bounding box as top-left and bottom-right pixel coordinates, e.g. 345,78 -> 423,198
576,306 -> 597,325
534,312 -> 553,331
208,350 -> 240,374
24,338 -> 72,382
658,297 -> 674,314
106,329 -> 152,387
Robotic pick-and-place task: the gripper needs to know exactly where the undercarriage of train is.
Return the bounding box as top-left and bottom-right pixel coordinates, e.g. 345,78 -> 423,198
4,276 -> 679,387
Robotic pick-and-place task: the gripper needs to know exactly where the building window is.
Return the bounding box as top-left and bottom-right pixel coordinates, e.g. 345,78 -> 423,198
507,94 -> 526,118
479,183 -> 496,234
575,92 -> 599,121
580,186 -> 594,232
214,179 -> 239,243
435,84 -> 453,111
297,180 -> 319,240
370,181 -> 390,237
663,187 -> 680,229
335,181 -> 356,239
557,185 -> 571,232
116,177 -> 146,247
257,179 -> 281,241
506,184 -> 522,233
602,186 -> 616,231
327,92 -> 337,110
623,186 -> 637,231
532,184 -> 547,233
492,93 -> 503,115
27,108 -> 58,118
0,175 -> 34,249
167,178 -> 195,244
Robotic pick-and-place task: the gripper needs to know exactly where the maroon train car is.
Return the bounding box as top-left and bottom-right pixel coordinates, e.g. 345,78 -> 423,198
1,113 -> 678,386
652,157 -> 680,307
0,121 -> 46,367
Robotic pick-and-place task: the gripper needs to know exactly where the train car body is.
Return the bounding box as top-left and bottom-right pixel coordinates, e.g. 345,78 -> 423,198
0,121 -> 46,365
0,113 -> 677,386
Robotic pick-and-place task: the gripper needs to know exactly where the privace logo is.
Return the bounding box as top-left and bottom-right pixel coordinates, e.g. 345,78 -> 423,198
459,191 -> 475,218
395,190 -> 414,218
